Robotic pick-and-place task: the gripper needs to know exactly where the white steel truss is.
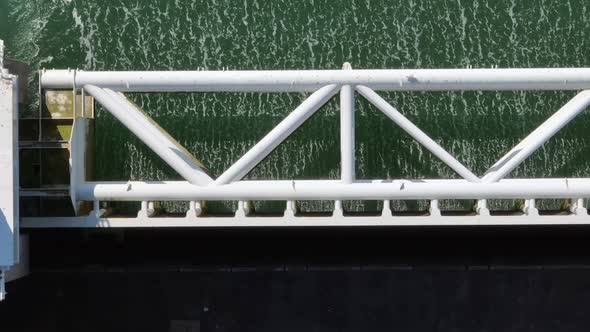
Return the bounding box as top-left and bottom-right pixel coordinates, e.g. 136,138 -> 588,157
20,64 -> 590,227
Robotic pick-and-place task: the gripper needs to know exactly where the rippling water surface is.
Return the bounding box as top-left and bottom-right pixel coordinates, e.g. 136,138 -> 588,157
3,0 -> 590,212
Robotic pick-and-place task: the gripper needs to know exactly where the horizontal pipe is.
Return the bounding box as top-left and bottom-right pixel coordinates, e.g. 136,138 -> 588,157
356,85 -> 480,182
77,178 -> 590,201
84,85 -> 213,185
483,90 -> 590,183
214,84 -> 339,185
41,68 -> 590,92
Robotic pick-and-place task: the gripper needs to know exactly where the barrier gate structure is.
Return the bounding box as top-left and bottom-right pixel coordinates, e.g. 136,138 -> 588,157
4,40 -> 590,297
20,66 -> 590,227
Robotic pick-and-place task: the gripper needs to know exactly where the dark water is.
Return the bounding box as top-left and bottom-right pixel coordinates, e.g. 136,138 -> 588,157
3,0 -> 590,212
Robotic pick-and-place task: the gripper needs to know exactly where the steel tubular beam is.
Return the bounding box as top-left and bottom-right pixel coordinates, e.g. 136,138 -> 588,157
340,63 -> 356,184
483,90 -> 590,183
356,85 -> 480,182
214,84 -> 339,185
340,83 -> 355,183
41,68 -> 590,92
105,89 -> 211,181
77,178 -> 590,201
84,85 -> 213,185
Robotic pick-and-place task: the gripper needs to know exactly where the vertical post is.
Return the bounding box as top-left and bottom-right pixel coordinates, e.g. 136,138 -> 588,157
334,62 -> 355,217
186,201 -> 203,218
569,198 -> 587,216
236,201 -> 252,217
140,201 -> 156,218
429,199 -> 441,217
340,62 -> 355,183
522,199 -> 539,216
477,199 -> 490,216
382,200 -> 392,217
285,200 -> 297,218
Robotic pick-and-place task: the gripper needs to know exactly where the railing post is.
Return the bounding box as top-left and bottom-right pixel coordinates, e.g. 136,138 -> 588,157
477,199 -> 490,216
429,199 -> 441,217
186,201 -> 203,218
284,200 -> 297,218
382,200 -> 392,217
522,199 -> 539,216
236,201 -> 252,217
569,198 -> 587,216
139,201 -> 156,218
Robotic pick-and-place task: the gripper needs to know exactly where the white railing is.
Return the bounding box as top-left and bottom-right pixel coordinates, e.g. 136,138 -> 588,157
24,64 -> 590,227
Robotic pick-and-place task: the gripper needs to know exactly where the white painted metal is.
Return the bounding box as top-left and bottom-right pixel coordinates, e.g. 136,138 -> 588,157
476,199 -> 490,216
30,65 -> 590,228
335,63 -> 355,217
523,199 -> 539,216
214,84 -> 339,185
186,201 -> 203,218
77,179 -> 590,201
356,85 -> 480,182
20,214 -> 590,228
284,201 -> 297,217
340,63 -> 355,183
0,43 -> 18,301
236,201 -> 252,217
41,68 -> 590,92
84,85 -> 212,185
381,200 -> 392,217
482,90 -> 590,183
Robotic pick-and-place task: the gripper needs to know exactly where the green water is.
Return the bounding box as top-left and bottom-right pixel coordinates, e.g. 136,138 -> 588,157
3,0 -> 590,213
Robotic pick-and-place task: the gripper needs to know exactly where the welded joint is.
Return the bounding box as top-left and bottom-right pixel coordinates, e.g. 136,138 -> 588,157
186,201 -> 203,218
569,198 -> 587,216
522,199 -> 539,216
235,201 -> 253,217
429,199 -> 441,217
381,200 -> 392,217
284,200 -> 297,218
476,199 -> 490,216
139,201 -> 156,218
333,200 -> 344,217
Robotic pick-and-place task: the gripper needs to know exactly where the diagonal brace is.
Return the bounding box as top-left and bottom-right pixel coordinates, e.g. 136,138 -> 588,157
214,84 -> 340,185
84,85 -> 213,185
483,90 -> 590,183
356,85 -> 480,182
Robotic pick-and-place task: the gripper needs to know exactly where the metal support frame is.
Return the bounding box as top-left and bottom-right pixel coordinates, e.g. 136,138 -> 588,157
22,65 -> 590,227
